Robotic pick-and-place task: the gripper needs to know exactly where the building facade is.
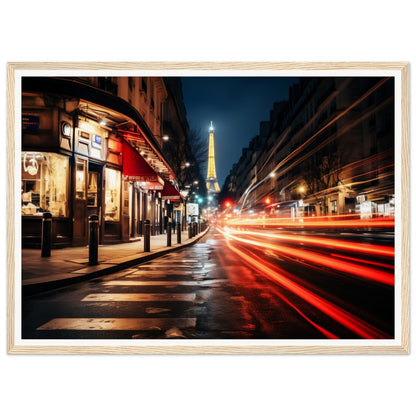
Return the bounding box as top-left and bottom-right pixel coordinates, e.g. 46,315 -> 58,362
21,76 -> 186,248
223,77 -> 395,218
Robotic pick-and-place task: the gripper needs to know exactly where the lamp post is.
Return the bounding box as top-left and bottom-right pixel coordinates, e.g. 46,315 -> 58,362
180,188 -> 189,231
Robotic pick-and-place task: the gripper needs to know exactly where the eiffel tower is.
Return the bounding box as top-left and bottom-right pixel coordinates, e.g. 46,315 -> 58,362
206,121 -> 221,194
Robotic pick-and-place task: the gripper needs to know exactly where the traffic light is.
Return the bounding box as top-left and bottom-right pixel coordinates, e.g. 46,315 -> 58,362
264,197 -> 271,205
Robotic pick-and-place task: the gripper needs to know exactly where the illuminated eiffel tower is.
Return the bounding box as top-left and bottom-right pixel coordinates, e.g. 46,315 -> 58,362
206,121 -> 221,194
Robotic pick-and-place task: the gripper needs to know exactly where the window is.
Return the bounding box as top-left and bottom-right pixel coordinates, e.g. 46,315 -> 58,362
21,152 -> 69,217
87,172 -> 98,207
75,158 -> 87,199
104,168 -> 121,221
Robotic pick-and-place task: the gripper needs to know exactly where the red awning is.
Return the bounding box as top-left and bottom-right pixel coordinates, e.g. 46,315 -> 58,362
122,140 -> 164,187
162,181 -> 183,201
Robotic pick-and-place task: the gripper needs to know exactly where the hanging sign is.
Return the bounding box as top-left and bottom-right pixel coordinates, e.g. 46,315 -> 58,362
187,203 -> 199,216
92,134 -> 102,149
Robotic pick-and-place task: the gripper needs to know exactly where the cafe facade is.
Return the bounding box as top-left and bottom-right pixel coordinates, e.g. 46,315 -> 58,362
21,77 -> 182,248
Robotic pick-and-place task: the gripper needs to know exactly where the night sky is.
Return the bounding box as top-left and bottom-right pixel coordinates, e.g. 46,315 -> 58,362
181,77 -> 298,188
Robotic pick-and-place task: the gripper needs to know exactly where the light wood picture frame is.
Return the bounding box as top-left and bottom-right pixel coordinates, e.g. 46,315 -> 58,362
7,62 -> 409,354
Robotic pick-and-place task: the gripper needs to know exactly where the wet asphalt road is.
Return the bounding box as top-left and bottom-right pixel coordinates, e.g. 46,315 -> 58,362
22,227 -> 394,339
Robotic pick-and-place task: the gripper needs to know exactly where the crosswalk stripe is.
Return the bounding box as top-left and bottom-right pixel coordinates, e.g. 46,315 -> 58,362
37,318 -> 196,331
137,264 -> 201,269
131,270 -> 194,275
81,293 -> 196,302
103,280 -> 222,287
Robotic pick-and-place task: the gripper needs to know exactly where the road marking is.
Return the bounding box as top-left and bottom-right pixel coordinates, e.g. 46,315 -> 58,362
131,270 -> 194,275
103,280 -> 222,287
159,259 -> 199,263
81,293 -> 196,302
136,265 -> 202,269
37,318 -> 196,331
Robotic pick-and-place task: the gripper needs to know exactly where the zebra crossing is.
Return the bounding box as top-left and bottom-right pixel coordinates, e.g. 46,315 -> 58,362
37,318 -> 197,331
34,246 -> 231,338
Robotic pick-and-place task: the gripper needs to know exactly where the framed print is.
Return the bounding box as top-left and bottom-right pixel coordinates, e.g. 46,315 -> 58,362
7,62 -> 409,354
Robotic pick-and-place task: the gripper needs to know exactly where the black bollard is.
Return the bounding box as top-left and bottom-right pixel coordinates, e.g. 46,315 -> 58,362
144,219 -> 151,252
167,221 -> 172,247
41,212 -> 52,257
88,214 -> 99,266
177,222 -> 181,244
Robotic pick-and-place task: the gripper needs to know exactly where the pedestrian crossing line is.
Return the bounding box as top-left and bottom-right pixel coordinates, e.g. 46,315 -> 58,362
37,317 -> 196,331
136,265 -> 202,270
159,259 -> 200,263
160,258 -> 199,261
103,280 -> 194,286
130,270 -> 194,275
81,293 -> 196,302
103,280 -> 222,287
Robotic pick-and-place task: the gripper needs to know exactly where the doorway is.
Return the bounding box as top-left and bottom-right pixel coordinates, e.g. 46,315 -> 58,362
87,162 -> 103,243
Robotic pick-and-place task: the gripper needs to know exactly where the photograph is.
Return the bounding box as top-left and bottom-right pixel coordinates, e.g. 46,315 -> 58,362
7,62 -> 409,353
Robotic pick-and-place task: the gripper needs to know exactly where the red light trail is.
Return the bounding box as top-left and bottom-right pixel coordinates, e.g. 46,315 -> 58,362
222,228 -> 394,258
223,238 -> 390,339
226,215 -> 394,229
218,227 -> 394,286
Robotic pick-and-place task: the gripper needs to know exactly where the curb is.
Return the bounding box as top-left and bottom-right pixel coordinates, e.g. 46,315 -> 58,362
22,227 -> 210,296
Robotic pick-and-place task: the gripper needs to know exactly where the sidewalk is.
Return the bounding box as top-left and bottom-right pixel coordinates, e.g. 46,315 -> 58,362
22,227 -> 209,295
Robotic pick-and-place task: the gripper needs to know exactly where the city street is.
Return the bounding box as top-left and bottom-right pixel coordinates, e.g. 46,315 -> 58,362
22,225 -> 394,340
17,74 -> 399,344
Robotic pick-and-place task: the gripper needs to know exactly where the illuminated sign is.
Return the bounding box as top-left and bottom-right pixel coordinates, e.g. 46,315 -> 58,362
22,114 -> 40,131
23,152 -> 44,176
92,134 -> 102,149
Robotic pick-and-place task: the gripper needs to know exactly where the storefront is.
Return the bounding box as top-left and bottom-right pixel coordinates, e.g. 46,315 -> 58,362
21,77 -> 176,248
161,181 -> 183,229
121,139 -> 165,238
21,151 -> 71,247
21,101 -> 122,247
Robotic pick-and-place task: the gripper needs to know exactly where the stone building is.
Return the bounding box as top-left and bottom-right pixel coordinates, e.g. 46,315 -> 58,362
224,77 -> 395,218
21,76 -> 190,248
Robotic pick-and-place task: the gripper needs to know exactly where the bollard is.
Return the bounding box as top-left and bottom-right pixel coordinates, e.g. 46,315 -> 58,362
167,221 -> 172,247
177,222 -> 181,244
144,219 -> 151,252
41,212 -> 52,257
188,222 -> 192,238
88,214 -> 99,266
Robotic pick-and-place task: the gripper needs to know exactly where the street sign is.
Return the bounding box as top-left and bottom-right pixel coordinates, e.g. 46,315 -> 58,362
187,203 -> 199,216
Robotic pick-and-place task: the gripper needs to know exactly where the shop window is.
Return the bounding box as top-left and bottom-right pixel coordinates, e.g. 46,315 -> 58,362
105,168 -> 121,221
76,158 -> 87,199
87,172 -> 98,207
21,152 -> 69,217
331,200 -> 337,215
